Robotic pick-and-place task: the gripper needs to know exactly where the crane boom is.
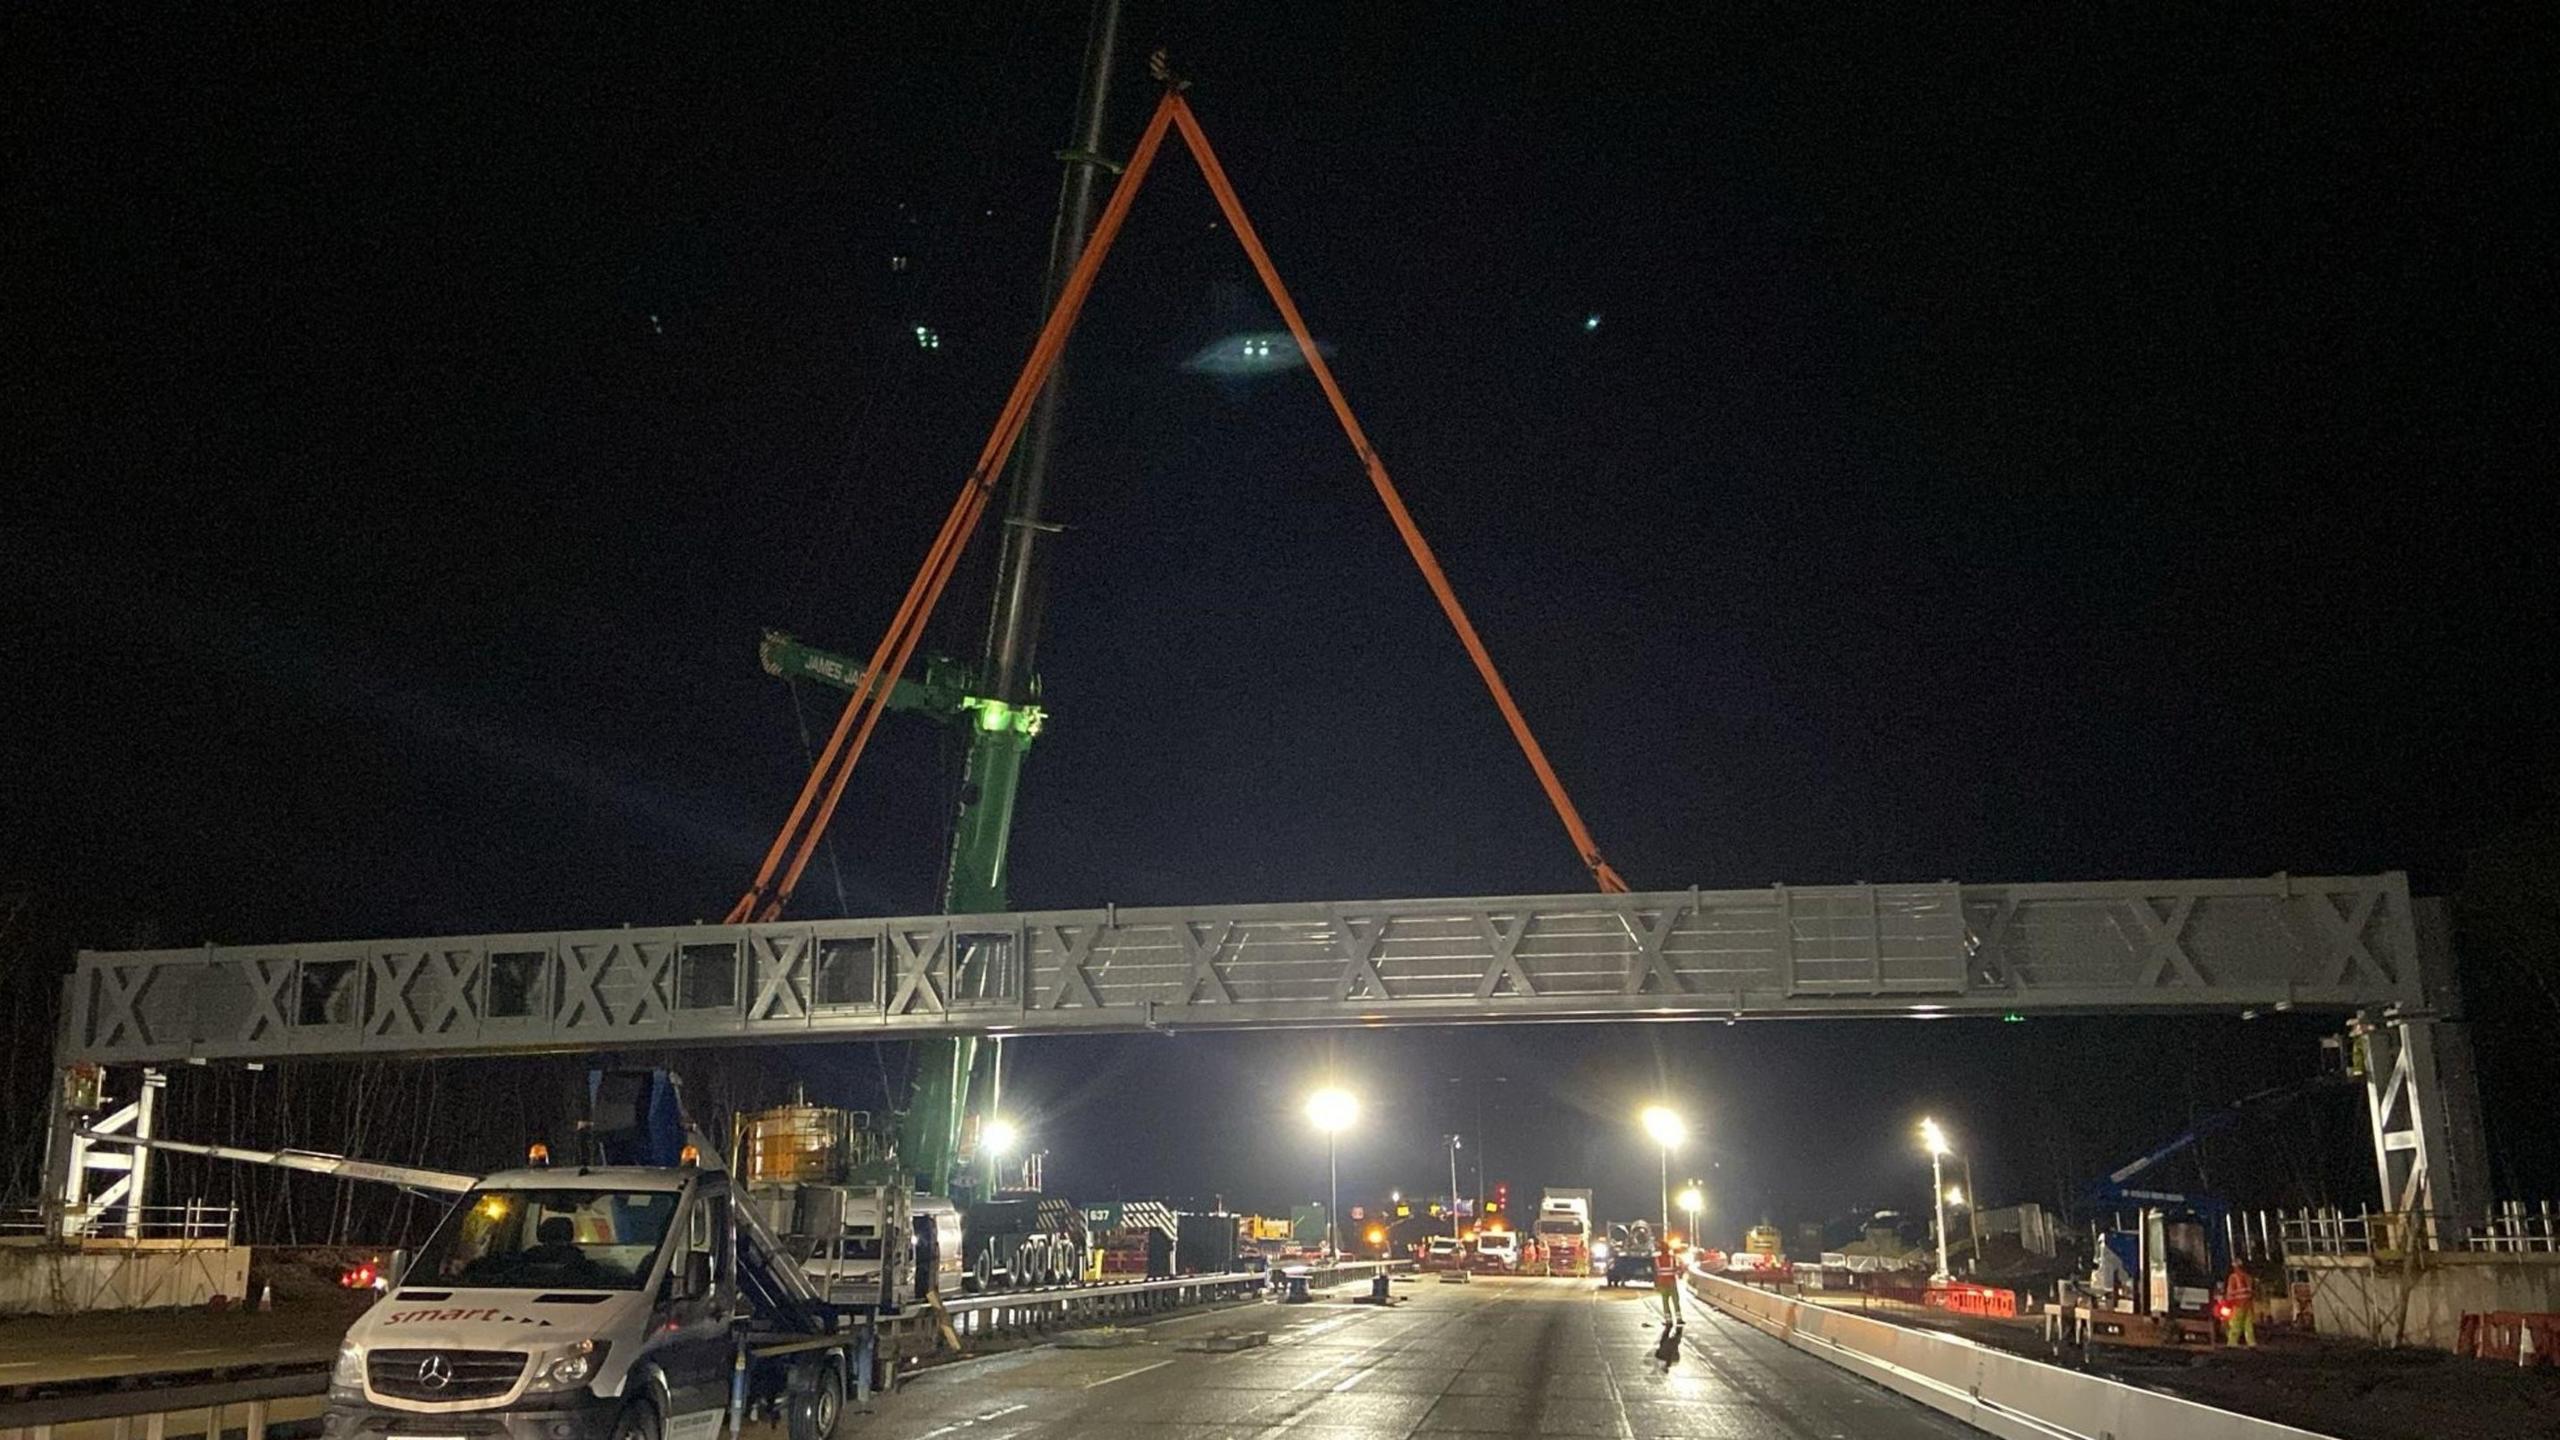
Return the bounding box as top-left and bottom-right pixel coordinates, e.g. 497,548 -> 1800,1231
77,1130 -> 478,1194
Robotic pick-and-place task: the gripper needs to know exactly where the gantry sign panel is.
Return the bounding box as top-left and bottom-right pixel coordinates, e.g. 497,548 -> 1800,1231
58,875 -> 2424,1065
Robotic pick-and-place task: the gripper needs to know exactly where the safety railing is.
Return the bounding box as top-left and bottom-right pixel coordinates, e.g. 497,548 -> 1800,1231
2281,1202 -> 2560,1258
0,1202 -> 238,1243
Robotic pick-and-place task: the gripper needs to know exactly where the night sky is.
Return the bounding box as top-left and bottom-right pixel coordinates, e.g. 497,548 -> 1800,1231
6,5 -> 2553,1234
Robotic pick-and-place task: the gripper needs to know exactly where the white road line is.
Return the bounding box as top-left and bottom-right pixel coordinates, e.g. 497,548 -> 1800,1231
917,1402 -> 1029,1439
1081,1358 -> 1175,1389
90,1353 -> 140,1361
1581,1290 -> 1641,1440
0,1361 -> 40,1370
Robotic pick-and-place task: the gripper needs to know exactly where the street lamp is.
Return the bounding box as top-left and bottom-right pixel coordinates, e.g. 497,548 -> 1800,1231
1641,1105 -> 1686,1240
1922,1117 -> 1953,1283
1443,1134 -> 1464,1236
1676,1185 -> 1705,1249
1306,1087 -> 1358,1259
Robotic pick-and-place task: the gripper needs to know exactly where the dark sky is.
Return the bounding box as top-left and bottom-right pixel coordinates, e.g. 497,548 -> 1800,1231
6,5 -> 2553,1231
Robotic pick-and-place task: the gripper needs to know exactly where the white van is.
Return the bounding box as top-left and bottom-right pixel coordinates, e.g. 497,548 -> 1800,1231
327,1164 -> 847,1440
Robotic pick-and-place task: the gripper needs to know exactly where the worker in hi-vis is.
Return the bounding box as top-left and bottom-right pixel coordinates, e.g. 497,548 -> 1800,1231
1653,1238 -> 1683,1325
2220,1259 -> 2258,1347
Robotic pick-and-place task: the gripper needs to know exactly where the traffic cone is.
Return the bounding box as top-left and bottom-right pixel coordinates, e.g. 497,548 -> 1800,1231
258,1283 -> 274,1312
2520,1321 -> 2536,1369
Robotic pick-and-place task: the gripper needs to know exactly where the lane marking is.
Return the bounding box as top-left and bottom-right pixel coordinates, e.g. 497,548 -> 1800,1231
916,1402 -> 1028,1440
90,1353 -> 140,1361
1082,1358 -> 1175,1389
1579,1288 -> 1642,1440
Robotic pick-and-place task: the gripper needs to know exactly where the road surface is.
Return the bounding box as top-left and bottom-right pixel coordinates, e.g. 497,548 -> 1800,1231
860,1275 -> 1978,1439
0,1300 -> 360,1387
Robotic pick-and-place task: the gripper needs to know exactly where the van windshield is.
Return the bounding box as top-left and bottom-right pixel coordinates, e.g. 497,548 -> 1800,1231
411,1188 -> 680,1292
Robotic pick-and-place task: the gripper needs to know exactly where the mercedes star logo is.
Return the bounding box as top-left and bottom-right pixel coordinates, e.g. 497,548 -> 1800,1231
416,1354 -> 453,1391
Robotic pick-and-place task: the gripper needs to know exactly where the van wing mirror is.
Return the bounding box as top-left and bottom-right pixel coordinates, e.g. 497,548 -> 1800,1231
685,1250 -> 714,1298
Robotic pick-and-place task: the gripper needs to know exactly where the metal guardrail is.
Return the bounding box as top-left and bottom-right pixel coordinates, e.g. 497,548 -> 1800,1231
940,1259 -> 1407,1340
942,1269 -> 1267,1339
1687,1269 -> 2339,1440
0,1369 -> 323,1438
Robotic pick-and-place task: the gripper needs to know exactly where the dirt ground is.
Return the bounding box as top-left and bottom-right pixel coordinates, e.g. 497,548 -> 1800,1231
1814,1294 -> 2560,1440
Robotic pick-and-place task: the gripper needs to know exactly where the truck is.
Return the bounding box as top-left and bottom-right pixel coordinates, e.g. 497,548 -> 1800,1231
959,1195 -> 1094,1290
328,1154 -> 860,1440
1534,1189 -> 1593,1277
321,1074 -> 878,1440
733,1098 -> 963,1305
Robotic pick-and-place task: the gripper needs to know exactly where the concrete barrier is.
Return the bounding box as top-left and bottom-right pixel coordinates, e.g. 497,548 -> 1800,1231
0,1242 -> 251,1315
1687,1269 -> 2340,1440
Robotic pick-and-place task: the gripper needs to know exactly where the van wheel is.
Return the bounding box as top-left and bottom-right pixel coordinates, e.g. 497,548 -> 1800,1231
611,1396 -> 661,1440
787,1360 -> 844,1440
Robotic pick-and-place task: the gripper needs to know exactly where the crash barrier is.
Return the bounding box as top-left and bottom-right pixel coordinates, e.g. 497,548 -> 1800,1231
1687,1269 -> 2336,1440
1925,1281 -> 2020,1318
0,1369 -> 324,1440
943,1269 -> 1267,1341
2456,1311 -> 2560,1366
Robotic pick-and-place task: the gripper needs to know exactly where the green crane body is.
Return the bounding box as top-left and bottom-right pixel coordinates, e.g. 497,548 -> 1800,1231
763,0 -> 1119,1211
759,630 -> 1043,1199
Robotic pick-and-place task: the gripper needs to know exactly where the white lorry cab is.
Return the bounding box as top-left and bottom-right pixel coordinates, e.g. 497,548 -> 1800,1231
326,1163 -> 832,1440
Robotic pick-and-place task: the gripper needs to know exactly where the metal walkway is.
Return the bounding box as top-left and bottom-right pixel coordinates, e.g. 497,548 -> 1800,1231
60,873 -> 2423,1064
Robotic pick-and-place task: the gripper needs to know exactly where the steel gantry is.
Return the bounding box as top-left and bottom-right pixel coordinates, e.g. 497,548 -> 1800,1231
45,871 -> 2490,1239
53,874 -> 2436,1055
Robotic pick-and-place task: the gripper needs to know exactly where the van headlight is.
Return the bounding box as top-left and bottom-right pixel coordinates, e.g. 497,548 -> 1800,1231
526,1339 -> 609,1392
331,1341 -> 365,1394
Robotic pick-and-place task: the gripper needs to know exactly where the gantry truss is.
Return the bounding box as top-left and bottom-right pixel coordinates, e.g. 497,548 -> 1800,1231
60,874 -> 2427,1061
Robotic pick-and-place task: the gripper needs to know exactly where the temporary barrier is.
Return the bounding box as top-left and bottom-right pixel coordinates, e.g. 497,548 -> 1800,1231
2456,1311 -> 2560,1366
1689,1269 -> 2339,1440
1926,1281 -> 2020,1318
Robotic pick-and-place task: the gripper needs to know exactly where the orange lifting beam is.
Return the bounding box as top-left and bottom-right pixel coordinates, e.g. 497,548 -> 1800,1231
732,87 -> 1625,925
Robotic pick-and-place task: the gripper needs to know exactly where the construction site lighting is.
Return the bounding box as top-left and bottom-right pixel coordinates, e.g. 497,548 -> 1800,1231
1306,1088 -> 1359,1133
1676,1186 -> 1705,1214
1946,1186 -> 1966,1207
1921,1117 -> 1952,1157
982,1119 -> 1020,1157
1640,1105 -> 1686,1149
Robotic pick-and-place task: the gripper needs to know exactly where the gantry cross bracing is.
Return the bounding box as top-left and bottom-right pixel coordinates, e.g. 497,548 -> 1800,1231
59,873 -> 2429,1066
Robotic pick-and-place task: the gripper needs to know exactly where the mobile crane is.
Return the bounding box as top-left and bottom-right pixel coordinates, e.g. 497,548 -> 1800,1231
733,28 -> 1627,1267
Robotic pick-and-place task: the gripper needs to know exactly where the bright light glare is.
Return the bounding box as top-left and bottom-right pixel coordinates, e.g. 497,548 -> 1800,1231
1641,1105 -> 1686,1149
1945,1186 -> 1966,1207
982,1119 -> 1019,1156
1306,1087 -> 1359,1133
1676,1187 -> 1705,1214
1922,1117 -> 1951,1156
